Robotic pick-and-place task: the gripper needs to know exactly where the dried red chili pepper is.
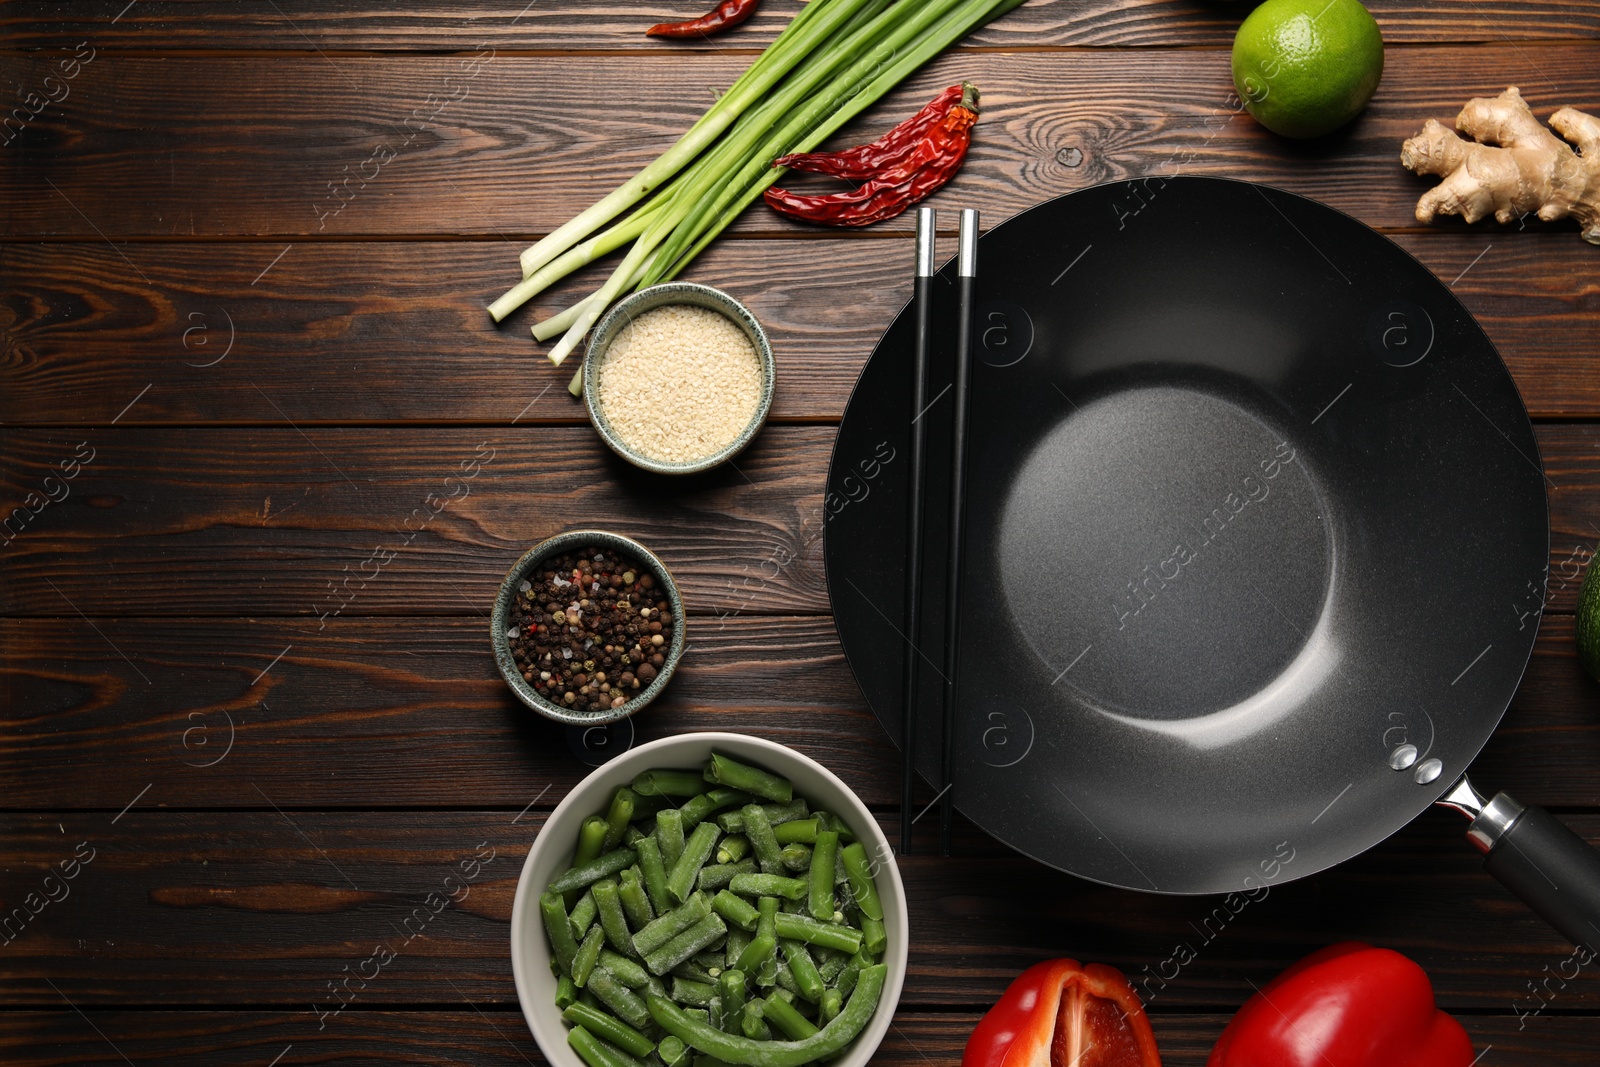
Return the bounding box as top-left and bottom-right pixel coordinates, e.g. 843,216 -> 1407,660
646,0 -> 760,38
764,82 -> 979,227
773,83 -> 964,180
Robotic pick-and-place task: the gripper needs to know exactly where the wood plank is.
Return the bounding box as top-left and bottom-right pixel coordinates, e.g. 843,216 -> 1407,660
5,47 -> 1600,237
2,615 -> 1597,810
7,0 -> 1600,51
3,613 -> 1595,809
4,425 -> 1599,618
1,1010 -> 1595,1067
4,232 -> 1599,425
3,810 -> 1598,1008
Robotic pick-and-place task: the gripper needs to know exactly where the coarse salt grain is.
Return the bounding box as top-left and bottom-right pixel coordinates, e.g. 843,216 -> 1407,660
596,303 -> 763,464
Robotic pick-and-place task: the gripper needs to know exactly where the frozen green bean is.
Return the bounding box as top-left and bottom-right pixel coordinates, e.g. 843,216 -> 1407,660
543,891 -> 581,975
772,818 -> 818,846
680,787 -> 752,829
593,878 -> 635,955
838,842 -> 883,921
719,968 -> 748,1027
667,821 -> 722,904
598,949 -> 651,989
706,753 -> 793,803
762,992 -> 819,1040
818,988 -> 842,1025
772,913 -> 862,955
645,912 -> 728,976
716,799 -> 809,834
700,859 -> 757,892
712,889 -> 760,931
780,939 -> 824,1002
570,888 -> 599,939
741,999 -> 771,1040
634,769 -> 712,797
633,891 -> 712,956
573,924 -> 606,986
549,847 -> 641,896
556,974 -> 580,1009
588,967 -> 653,1031
618,868 -> 655,929
729,872 -> 807,901
565,1002 -> 659,1059
860,915 -> 885,957
603,788 -> 639,851
672,976 -> 717,1007
779,844 -> 812,872
659,1035 -> 692,1067
741,804 -> 784,874
716,834 -> 751,864
636,835 -> 672,915
568,1021 -> 648,1067
808,831 -> 838,923
656,808 -> 686,871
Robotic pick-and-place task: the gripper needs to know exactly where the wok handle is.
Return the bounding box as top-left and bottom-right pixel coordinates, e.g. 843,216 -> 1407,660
1477,796 -> 1600,950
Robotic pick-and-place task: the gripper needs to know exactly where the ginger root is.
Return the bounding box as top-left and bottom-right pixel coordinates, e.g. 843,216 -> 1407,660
1400,86 -> 1600,245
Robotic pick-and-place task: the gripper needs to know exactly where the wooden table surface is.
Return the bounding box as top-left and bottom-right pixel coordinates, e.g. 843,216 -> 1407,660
4,1 -> 1600,1062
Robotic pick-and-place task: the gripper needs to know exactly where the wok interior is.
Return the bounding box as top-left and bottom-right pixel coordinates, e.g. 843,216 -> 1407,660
826,178 -> 1548,894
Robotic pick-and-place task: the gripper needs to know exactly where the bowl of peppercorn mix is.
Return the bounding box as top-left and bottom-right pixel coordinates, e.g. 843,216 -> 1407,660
492,530 -> 686,725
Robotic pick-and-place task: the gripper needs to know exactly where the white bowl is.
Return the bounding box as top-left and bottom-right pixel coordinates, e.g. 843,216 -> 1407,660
510,732 -> 908,1067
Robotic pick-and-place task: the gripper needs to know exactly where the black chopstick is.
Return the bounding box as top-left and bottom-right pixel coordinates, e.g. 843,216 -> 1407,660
900,207 -> 937,855
940,208 -> 979,857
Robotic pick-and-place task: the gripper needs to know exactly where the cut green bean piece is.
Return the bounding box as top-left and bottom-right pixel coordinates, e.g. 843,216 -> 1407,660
779,844 -> 811,872
604,788 -> 639,851
556,974 -> 580,1009
781,939 -> 824,1002
734,929 -> 775,977
598,949 -> 651,989
646,974 -> 669,999
570,888 -> 599,939
549,847 -> 641,896
569,1021 -> 649,1067
592,878 -> 635,956
699,859 -> 757,892
728,872 -> 807,901
667,820 -> 722,905
618,868 -> 655,930
647,964 -> 888,1067
817,811 -> 857,843
656,809 -> 686,872
718,968 -> 748,1027
725,927 -> 751,970
860,915 -> 886,957
717,799 -> 809,834
838,842 -> 883,921
709,994 -> 725,1031
739,804 -> 783,874
716,834 -> 751,865
672,976 -> 717,1007
815,947 -> 846,983
741,999 -> 771,1040
836,951 -> 869,997
808,830 -> 839,923
645,912 -> 728,976
566,814 -> 614,904
589,967 -> 653,1031
762,992 -> 820,1040
573,924 -> 606,986
673,959 -> 719,985
566,1002 -> 659,1059
634,769 -> 712,798
633,891 -> 712,956
772,913 -> 863,954
680,787 -> 752,829
542,891 -> 581,975
818,987 -> 843,1025
705,753 -> 793,803
624,824 -> 648,846
772,818 -> 818,846
658,1035 -> 692,1067
635,835 -> 672,915
712,890 -> 760,931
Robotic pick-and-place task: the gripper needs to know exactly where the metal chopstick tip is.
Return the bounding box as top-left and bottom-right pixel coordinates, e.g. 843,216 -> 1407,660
916,207 -> 936,278
958,208 -> 979,277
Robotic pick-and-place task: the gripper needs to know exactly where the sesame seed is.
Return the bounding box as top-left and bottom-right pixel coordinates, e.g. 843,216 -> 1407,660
595,303 -> 764,464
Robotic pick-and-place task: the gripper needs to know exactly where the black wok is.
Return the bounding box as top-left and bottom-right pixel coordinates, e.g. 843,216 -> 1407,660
825,177 -> 1600,946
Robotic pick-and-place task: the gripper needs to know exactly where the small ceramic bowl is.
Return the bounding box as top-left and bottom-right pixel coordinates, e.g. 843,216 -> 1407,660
583,282 -> 776,475
492,529 -> 686,726
510,732 -> 909,1067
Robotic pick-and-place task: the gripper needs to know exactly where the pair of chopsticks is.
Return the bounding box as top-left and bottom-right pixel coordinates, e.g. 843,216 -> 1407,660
900,206 -> 979,857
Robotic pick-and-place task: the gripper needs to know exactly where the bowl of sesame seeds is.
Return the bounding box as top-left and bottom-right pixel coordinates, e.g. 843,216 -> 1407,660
492,529 -> 686,726
583,282 -> 775,475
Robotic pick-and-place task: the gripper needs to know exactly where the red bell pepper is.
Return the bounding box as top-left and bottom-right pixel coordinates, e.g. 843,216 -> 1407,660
1208,942 -> 1474,1067
964,959 -> 1163,1067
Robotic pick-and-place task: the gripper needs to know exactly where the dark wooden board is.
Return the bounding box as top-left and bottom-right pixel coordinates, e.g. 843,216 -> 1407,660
4,232 -> 1599,425
3,425 -> 1598,618
2,810 -> 1597,1009
5,48 -> 1600,238
1,1010 -> 1594,1067
7,0 -> 1600,51
2,615 -> 1596,810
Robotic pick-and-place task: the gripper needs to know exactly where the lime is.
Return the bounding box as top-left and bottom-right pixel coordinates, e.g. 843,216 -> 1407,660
1579,555 -> 1600,681
1232,0 -> 1384,139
